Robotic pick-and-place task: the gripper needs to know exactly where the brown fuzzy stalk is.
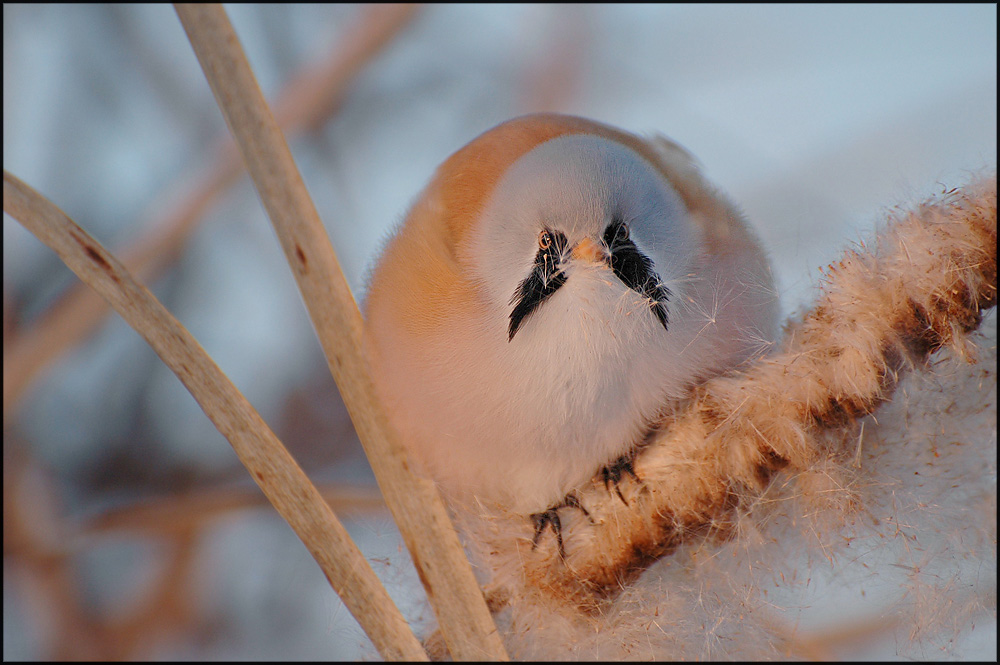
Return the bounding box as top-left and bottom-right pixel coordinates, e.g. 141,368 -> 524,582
477,174 -> 996,610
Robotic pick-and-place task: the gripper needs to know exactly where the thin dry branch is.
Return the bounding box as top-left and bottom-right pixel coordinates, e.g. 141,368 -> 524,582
273,4 -> 423,131
174,4 -> 507,660
476,174 -> 997,609
2,153 -> 238,418
2,171 -> 427,661
518,5 -> 589,114
5,442 -> 202,660
2,4 -> 421,419
82,483 -> 386,538
4,439 -> 386,659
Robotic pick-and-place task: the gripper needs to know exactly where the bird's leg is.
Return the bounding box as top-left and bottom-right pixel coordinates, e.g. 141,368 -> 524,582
530,509 -> 563,556
601,450 -> 641,505
530,491 -> 591,559
531,453 -> 643,558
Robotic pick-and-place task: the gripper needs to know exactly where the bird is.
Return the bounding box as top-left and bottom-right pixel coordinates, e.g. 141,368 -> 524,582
363,113 -> 778,517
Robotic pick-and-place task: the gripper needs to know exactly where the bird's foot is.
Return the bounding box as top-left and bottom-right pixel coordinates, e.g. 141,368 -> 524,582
530,492 -> 591,559
601,451 -> 641,505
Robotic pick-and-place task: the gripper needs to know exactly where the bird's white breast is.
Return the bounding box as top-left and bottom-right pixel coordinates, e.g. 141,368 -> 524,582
364,125 -> 778,514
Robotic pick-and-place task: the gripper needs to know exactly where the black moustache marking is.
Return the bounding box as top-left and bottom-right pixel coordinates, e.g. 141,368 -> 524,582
508,231 -> 568,341
508,222 -> 670,340
604,220 -> 671,330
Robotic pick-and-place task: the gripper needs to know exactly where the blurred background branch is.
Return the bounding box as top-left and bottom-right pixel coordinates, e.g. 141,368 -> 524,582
3,4 -> 995,660
3,4 -> 421,419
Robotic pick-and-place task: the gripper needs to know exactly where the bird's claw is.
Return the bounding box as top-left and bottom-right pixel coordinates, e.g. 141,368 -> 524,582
530,492 -> 591,559
602,452 -> 641,505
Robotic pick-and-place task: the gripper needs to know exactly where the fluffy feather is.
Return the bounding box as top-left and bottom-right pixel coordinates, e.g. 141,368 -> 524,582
364,113 -> 778,513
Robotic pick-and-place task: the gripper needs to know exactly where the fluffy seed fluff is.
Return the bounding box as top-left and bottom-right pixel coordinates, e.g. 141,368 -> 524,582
426,173 -> 996,659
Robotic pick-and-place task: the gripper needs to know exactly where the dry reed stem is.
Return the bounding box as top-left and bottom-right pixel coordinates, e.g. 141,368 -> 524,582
487,174 -> 997,609
174,4 -> 506,660
771,611 -> 901,660
2,5 -> 420,419
4,438 -> 386,659
82,483 -> 386,539
2,151 -> 238,419
273,4 -> 422,131
518,5 -> 588,114
3,171 -> 427,661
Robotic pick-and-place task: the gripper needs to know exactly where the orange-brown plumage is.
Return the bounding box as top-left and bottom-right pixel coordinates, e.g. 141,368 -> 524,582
363,114 -> 778,513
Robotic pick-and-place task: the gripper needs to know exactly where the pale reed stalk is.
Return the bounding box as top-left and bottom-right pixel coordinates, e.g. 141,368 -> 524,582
174,4 -> 506,660
3,171 -> 428,660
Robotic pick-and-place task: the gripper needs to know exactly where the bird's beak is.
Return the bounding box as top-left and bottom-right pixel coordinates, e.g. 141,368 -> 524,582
571,237 -> 611,265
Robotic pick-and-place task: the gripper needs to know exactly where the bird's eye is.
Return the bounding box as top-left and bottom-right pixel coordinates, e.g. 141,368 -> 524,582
615,223 -> 630,243
538,230 -> 553,250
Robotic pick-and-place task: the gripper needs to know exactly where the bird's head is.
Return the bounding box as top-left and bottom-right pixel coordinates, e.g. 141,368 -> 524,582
464,133 -> 696,343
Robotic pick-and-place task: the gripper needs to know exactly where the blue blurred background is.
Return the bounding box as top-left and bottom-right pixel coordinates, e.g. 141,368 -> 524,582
3,4 -> 996,659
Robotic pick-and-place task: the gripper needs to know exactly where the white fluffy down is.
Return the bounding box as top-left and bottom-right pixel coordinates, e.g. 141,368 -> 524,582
383,133 -> 777,513
462,311 -> 996,660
